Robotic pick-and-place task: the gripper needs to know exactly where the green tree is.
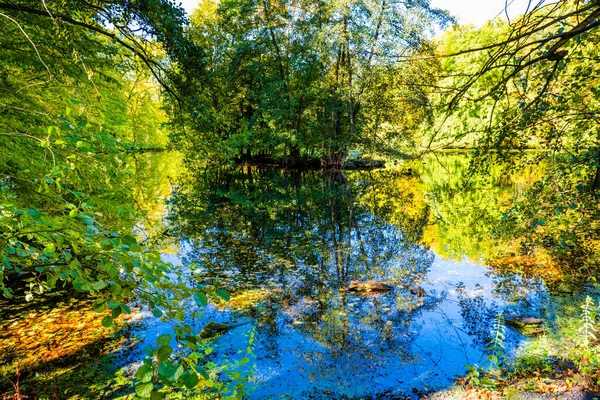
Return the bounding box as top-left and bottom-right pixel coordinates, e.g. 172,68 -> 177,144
0,1 -> 238,398
177,0 -> 451,165
427,0 -> 600,278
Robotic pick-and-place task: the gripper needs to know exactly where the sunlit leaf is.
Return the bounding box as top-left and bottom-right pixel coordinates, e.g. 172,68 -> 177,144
136,365 -> 153,383
92,280 -> 107,291
135,381 -> 153,397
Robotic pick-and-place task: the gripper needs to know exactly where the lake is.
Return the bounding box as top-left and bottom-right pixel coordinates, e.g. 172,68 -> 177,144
125,152 -> 571,399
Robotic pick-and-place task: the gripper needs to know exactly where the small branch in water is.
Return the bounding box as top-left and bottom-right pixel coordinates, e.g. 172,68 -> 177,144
424,193 -> 444,224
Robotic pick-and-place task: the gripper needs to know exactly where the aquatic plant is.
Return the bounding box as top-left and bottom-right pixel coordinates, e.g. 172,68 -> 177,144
578,295 -> 597,348
487,312 -> 506,370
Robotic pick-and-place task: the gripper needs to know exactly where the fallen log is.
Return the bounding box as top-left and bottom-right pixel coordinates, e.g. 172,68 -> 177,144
347,281 -> 394,293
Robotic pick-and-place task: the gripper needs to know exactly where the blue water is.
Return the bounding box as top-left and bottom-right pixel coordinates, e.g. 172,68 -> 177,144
127,167 -> 549,399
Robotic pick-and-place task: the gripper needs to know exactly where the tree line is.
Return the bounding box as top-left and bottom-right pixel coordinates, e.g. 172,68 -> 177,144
1,0 -> 600,398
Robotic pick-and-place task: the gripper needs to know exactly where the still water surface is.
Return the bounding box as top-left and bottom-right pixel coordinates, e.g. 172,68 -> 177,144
130,154 -> 551,399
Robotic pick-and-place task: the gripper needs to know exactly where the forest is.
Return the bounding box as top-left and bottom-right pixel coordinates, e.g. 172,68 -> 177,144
1,0 -> 600,398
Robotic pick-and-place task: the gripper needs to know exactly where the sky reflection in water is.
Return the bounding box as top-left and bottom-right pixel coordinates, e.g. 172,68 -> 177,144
132,163 -> 549,399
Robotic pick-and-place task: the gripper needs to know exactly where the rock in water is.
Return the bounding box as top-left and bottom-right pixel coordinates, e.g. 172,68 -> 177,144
200,321 -> 234,339
505,316 -> 544,327
347,281 -> 394,293
505,316 -> 546,336
200,321 -> 251,339
409,286 -> 426,297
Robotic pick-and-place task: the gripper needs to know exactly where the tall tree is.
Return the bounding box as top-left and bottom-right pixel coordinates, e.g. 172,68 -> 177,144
429,0 -> 600,274
0,2 -> 233,398
179,0 -> 451,165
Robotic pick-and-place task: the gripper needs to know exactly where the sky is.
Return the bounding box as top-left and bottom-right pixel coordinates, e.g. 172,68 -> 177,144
177,0 -> 541,27
430,0 -> 540,26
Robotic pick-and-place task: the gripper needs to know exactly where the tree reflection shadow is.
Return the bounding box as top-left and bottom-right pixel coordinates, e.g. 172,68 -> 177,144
167,167 -> 446,396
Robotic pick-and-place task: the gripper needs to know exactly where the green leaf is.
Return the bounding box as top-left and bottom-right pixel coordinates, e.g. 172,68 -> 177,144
182,370 -> 198,389
111,307 -> 122,318
135,365 -> 153,383
121,235 -> 137,246
110,283 -> 122,296
193,292 -> 208,306
101,316 -> 113,328
157,345 -> 172,361
92,299 -> 107,313
135,381 -> 153,397
216,289 -> 230,302
157,334 -> 172,346
169,364 -> 184,381
152,308 -> 163,318
92,280 -> 108,291
27,209 -> 42,219
157,361 -> 171,377
150,391 -> 165,400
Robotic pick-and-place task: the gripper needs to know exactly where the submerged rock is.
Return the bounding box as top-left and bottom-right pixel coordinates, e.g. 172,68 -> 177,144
506,316 -> 546,336
506,316 -> 544,327
200,321 -> 250,339
409,286 -> 426,297
347,281 -> 394,293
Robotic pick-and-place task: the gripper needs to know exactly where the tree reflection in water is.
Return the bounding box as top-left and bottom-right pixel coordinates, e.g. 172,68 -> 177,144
162,165 -> 543,398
